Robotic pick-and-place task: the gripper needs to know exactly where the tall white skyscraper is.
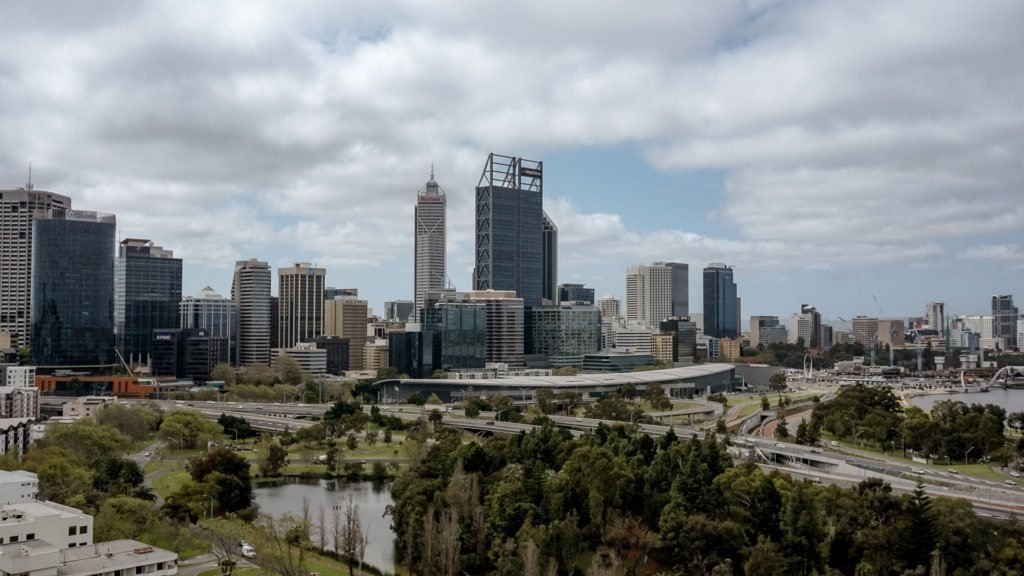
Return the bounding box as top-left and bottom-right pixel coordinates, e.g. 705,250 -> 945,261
232,258 -> 271,366
626,263 -> 678,328
414,169 -> 446,316
0,184 -> 71,347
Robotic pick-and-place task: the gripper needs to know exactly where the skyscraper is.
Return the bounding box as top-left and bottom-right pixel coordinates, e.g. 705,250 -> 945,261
278,263 -> 325,348
626,263 -> 673,328
180,286 -> 236,363
596,295 -> 621,350
414,169 -> 446,314
925,302 -> 945,332
542,211 -> 558,304
992,295 -> 1018,349
30,210 -> 116,366
232,258 -> 271,366
665,262 -> 689,317
466,290 -> 524,367
473,153 -> 544,308
702,263 -> 737,339
114,239 -> 182,365
0,184 -> 71,347
325,295 -> 368,371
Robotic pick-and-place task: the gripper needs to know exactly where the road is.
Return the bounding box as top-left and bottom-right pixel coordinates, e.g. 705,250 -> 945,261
138,398 -> 1024,518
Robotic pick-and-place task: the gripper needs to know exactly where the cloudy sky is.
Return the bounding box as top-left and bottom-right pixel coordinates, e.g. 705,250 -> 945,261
2,0 -> 1022,323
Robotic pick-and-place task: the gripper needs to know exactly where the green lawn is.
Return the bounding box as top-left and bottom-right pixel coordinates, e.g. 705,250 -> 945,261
152,470 -> 191,499
198,568 -> 261,576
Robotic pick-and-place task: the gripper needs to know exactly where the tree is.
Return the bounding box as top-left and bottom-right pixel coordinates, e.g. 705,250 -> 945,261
745,536 -> 788,576
37,420 -> 130,466
428,409 -> 444,428
160,409 -> 223,450
218,414 -> 255,440
257,438 -> 289,477
95,404 -> 160,441
769,373 -> 788,404
189,447 -> 253,513
200,517 -> 246,576
383,428 -> 393,445
92,456 -> 144,497
535,388 -> 556,414
250,513 -> 310,576
95,496 -> 160,542
336,494 -> 369,575
274,354 -> 306,386
211,363 -> 237,386
761,395 -> 771,411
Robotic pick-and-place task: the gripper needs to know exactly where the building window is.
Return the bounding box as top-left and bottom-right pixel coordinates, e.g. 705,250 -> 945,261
8,536 -> 16,543
69,543 -> 76,548
80,525 -> 88,534
25,534 -> 33,540
69,526 -> 77,535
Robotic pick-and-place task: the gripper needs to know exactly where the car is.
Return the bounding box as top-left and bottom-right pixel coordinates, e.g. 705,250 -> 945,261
809,448 -> 821,454
1010,471 -> 1021,478
241,545 -> 256,558
910,468 -> 926,475
774,443 -> 786,448
485,421 -> 495,426
1005,479 -> 1017,486
140,452 -> 151,457
947,469 -> 959,474
810,476 -> 822,484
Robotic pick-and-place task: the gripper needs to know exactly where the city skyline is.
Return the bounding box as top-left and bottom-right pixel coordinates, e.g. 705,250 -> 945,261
0,2 -> 1021,319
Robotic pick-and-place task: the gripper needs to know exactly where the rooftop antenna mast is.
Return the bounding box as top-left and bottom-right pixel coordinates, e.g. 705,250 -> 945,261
26,162 -> 33,190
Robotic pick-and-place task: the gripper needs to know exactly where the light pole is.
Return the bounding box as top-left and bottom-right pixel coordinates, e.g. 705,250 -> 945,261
495,409 -> 507,422
965,446 -> 976,466
518,388 -> 528,403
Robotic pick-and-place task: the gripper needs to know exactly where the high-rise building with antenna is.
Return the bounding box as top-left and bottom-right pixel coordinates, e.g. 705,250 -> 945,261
473,153 -> 544,308
414,167 -> 446,316
0,179 -> 71,348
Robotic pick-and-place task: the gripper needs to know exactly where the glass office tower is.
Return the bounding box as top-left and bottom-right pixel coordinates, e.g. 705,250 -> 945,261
114,239 -> 182,365
473,153 -> 544,308
31,211 -> 116,365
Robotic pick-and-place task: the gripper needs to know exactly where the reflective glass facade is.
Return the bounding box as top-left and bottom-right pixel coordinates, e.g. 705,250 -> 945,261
31,213 -> 116,366
703,263 -> 738,339
423,301 -> 486,370
525,306 -> 601,368
114,239 -> 182,365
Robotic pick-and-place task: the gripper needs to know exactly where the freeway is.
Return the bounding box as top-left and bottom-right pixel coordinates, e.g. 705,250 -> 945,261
140,398 -> 1024,518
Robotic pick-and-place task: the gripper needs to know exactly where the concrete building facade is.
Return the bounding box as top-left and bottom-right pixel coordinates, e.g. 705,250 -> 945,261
325,296 -> 368,371
466,290 -> 524,367
277,263 -> 325,349
231,259 -> 271,366
414,171 -> 446,314
0,187 -> 71,348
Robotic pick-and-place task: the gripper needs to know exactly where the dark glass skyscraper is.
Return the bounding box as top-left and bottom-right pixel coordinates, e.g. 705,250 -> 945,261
114,238 -> 182,365
541,211 -> 558,304
473,153 -> 544,308
31,210 -> 116,366
703,263 -> 738,339
422,294 -> 487,370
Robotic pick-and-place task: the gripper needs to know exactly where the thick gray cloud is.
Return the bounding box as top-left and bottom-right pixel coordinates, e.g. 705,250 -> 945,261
0,0 -> 1020,313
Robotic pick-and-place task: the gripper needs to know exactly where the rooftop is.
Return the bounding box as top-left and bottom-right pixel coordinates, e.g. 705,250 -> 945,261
59,540 -> 176,576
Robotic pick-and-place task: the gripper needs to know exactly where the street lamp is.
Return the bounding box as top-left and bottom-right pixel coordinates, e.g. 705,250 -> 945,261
495,409 -> 507,422
518,388 -> 528,403
965,446 -> 976,466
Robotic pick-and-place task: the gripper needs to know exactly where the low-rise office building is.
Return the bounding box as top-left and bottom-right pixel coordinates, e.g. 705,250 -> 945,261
273,343 -> 327,376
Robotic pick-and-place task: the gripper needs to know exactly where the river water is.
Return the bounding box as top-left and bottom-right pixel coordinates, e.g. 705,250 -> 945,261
253,479 -> 396,572
910,388 -> 1024,413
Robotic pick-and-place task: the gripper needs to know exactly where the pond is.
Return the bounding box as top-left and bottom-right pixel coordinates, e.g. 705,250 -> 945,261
254,478 -> 396,572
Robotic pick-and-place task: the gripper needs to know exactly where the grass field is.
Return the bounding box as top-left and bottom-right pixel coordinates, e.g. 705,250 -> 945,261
152,470 -> 191,499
